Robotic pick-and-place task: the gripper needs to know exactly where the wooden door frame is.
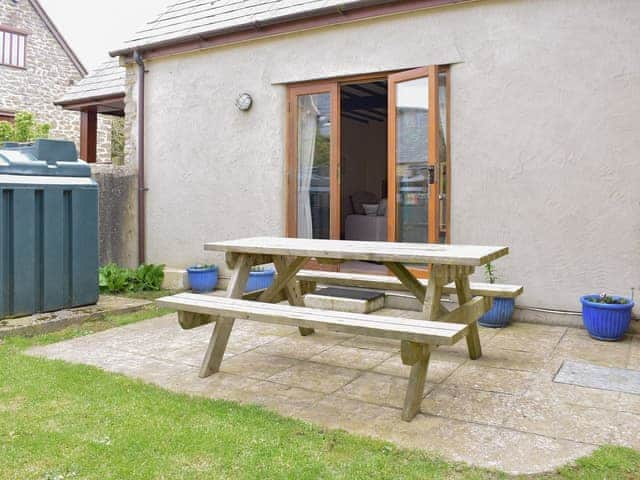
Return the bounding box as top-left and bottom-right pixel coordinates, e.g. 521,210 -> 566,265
285,66 -> 451,248
440,65 -> 452,244
427,64 -> 440,244
387,65 -> 443,244
286,82 -> 340,239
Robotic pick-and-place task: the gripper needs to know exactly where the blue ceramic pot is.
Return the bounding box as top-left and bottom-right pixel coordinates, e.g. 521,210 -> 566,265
478,297 -> 515,328
245,268 -> 275,292
187,266 -> 218,293
580,295 -> 634,341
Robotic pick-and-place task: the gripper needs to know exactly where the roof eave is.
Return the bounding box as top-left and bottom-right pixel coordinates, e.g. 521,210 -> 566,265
54,92 -> 125,110
110,0 -> 475,59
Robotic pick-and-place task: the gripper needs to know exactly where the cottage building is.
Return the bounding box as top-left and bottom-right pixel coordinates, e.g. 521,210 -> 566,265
0,0 -> 113,163
110,0 -> 640,326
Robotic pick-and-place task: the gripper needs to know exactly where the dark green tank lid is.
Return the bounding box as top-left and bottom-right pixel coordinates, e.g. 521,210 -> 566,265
0,139 -> 91,177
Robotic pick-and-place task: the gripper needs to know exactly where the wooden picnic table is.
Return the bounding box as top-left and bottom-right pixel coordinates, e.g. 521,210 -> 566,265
199,237 -> 508,419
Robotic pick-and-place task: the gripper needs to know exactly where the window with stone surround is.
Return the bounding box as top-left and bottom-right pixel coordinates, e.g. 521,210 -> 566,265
0,28 -> 27,68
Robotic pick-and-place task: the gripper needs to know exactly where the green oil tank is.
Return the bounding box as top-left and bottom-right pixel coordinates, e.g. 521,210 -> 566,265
0,139 -> 98,319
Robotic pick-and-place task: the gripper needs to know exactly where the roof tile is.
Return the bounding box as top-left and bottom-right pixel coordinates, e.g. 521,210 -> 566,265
56,58 -> 125,104
113,0 -> 375,53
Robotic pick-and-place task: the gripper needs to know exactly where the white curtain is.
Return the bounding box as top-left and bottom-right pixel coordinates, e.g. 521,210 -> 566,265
296,95 -> 319,239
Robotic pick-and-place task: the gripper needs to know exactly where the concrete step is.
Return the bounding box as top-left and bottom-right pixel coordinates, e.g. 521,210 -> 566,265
304,287 -> 385,314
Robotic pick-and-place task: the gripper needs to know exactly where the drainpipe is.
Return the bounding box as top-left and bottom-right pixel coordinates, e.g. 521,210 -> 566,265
133,50 -> 146,265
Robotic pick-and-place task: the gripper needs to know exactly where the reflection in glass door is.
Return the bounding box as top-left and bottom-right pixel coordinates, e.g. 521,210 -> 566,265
388,66 -> 448,245
287,83 -> 339,240
296,93 -> 331,239
393,75 -> 429,242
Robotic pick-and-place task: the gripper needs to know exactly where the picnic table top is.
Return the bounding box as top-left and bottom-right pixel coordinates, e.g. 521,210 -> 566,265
204,237 -> 508,266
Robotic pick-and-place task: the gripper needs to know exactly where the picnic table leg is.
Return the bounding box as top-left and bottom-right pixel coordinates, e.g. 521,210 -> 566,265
389,263 -> 446,421
199,254 -> 252,378
455,271 -> 482,360
401,341 -> 431,421
272,255 -> 315,336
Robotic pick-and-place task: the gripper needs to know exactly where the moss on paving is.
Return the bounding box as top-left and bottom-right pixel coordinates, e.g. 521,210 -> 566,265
0,309 -> 638,480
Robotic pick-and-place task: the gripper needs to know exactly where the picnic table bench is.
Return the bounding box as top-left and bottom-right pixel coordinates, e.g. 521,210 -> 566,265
157,237 -> 511,421
296,269 -> 523,310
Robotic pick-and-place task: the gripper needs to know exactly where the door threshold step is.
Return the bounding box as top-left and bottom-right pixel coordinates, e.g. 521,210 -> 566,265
304,287 -> 385,314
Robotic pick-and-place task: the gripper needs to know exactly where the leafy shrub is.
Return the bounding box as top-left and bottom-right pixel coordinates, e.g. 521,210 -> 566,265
99,263 -> 164,294
131,264 -> 164,292
99,264 -> 130,293
0,111 -> 50,143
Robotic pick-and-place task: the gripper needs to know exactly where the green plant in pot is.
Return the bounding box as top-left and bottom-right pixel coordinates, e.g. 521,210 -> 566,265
477,263 -> 515,328
580,292 -> 634,341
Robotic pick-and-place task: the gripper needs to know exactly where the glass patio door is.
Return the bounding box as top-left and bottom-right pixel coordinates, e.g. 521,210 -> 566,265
387,65 -> 448,245
286,83 -> 340,240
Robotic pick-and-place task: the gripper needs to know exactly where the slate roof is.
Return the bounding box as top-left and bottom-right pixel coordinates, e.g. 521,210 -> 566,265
55,58 -> 125,106
111,0 -> 394,55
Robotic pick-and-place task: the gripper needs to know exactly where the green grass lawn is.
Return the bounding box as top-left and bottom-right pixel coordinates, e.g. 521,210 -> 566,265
1,309 -> 639,480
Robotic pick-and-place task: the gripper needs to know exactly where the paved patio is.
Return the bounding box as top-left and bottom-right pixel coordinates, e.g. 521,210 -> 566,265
27,310 -> 640,475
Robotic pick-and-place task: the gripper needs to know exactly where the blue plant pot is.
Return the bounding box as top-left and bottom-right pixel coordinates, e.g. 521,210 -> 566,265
245,268 -> 275,292
187,266 -> 218,293
580,295 -> 634,341
478,297 -> 515,328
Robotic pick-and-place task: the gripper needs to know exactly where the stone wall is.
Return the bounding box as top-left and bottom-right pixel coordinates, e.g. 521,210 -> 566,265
0,0 -> 112,162
123,64 -> 138,168
92,163 -> 138,268
96,115 -> 112,163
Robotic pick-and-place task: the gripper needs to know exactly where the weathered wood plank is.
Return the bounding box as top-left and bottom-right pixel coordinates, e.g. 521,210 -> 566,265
258,256 -> 308,303
316,258 -> 346,265
422,270 -> 444,321
199,254 -> 252,378
434,296 -> 487,326
178,311 -> 213,330
455,274 -> 482,360
296,270 -> 523,298
241,288 -> 285,302
205,237 -> 509,266
400,341 -> 431,421
400,340 -> 429,365
383,262 -> 426,302
157,294 -> 468,345
272,255 -> 315,336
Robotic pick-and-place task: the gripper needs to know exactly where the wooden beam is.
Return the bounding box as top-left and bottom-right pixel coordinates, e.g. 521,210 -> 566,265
79,110 -> 97,163
258,256 -> 308,303
273,255 -> 315,336
346,83 -> 384,96
455,274 -> 482,359
384,262 -> 426,303
347,110 -> 385,122
341,112 -> 369,124
401,341 -> 431,421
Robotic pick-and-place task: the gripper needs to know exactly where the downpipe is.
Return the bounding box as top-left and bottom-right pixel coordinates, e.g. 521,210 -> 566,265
134,50 -> 146,265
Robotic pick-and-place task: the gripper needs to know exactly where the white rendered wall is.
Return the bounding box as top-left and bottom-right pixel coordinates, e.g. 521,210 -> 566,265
134,0 -> 640,315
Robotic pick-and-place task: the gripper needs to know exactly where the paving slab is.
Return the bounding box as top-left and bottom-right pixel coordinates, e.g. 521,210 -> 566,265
340,371 -> 435,408
555,360 -> 640,394
267,361 -> 362,394
372,353 -> 462,382
444,363 -> 536,395
25,313 -> 640,475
